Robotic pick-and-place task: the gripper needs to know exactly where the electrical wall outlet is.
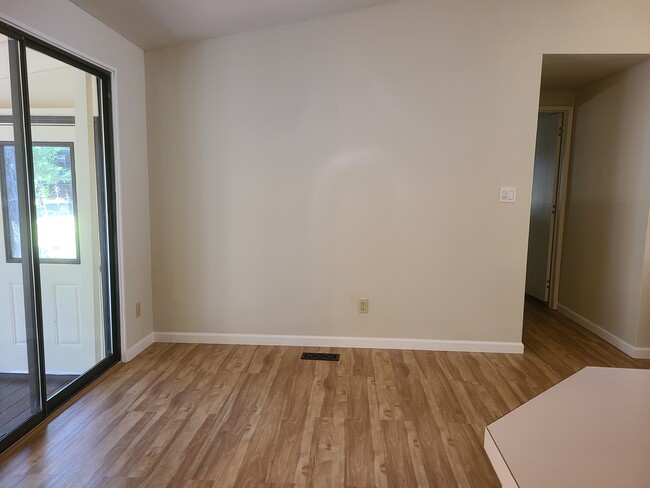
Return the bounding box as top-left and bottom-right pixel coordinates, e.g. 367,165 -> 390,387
135,301 -> 141,318
359,298 -> 369,314
499,186 -> 517,203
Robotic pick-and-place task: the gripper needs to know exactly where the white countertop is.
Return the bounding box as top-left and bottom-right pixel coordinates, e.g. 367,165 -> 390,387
485,367 -> 650,488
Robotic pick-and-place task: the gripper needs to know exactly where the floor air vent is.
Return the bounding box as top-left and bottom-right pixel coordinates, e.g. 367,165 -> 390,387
300,352 -> 340,361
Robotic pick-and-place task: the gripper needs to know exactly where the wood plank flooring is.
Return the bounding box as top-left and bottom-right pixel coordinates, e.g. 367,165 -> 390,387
0,299 -> 648,487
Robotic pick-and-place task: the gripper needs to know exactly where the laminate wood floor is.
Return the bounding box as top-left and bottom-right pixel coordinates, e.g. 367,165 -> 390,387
0,299 -> 648,487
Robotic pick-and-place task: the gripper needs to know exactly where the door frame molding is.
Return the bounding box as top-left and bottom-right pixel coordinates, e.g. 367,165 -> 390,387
538,106 -> 574,310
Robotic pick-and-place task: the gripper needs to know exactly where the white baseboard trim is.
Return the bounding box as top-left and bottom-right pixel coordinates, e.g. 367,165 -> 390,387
557,304 -> 650,359
123,332 -> 155,362
636,348 -> 650,360
153,331 -> 524,354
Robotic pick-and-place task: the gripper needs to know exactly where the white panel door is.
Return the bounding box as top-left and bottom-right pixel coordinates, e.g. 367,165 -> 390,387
38,71 -> 103,376
0,70 -> 102,375
0,134 -> 100,375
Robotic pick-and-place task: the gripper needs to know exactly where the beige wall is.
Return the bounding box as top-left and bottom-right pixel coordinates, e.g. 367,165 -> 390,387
145,0 -> 650,345
0,0 -> 153,355
539,91 -> 576,107
559,61 -> 650,349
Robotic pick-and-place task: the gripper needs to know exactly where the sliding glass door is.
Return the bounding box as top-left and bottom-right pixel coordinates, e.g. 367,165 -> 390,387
0,22 -> 119,451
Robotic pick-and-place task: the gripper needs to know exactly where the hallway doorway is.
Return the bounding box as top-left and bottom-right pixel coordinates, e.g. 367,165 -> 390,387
525,108 -> 573,308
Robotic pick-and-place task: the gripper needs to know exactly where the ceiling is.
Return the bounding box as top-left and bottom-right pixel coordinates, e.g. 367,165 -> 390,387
70,0 -> 393,51
541,54 -> 650,91
0,41 -> 79,109
0,38 -> 71,80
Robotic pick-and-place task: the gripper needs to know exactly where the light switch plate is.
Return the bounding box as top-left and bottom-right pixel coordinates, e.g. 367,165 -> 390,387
499,187 -> 517,203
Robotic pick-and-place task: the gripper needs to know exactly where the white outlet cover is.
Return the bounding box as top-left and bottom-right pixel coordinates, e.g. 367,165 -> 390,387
499,187 -> 517,203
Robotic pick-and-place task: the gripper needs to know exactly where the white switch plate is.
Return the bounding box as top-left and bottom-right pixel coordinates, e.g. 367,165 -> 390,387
499,187 -> 517,203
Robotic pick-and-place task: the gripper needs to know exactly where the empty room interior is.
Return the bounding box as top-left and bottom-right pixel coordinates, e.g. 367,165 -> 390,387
0,0 -> 650,487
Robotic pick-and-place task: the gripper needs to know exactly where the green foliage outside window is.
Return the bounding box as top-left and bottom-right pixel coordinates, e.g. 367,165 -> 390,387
32,146 -> 72,204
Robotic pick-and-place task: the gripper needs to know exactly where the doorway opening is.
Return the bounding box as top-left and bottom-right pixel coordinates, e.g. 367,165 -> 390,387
525,53 -> 650,359
525,107 -> 573,309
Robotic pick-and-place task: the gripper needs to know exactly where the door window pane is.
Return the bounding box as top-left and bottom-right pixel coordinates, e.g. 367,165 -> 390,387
0,145 -> 20,259
1,142 -> 78,262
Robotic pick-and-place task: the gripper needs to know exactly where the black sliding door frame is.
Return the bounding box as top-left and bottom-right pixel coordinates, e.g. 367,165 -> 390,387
0,20 -> 121,453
